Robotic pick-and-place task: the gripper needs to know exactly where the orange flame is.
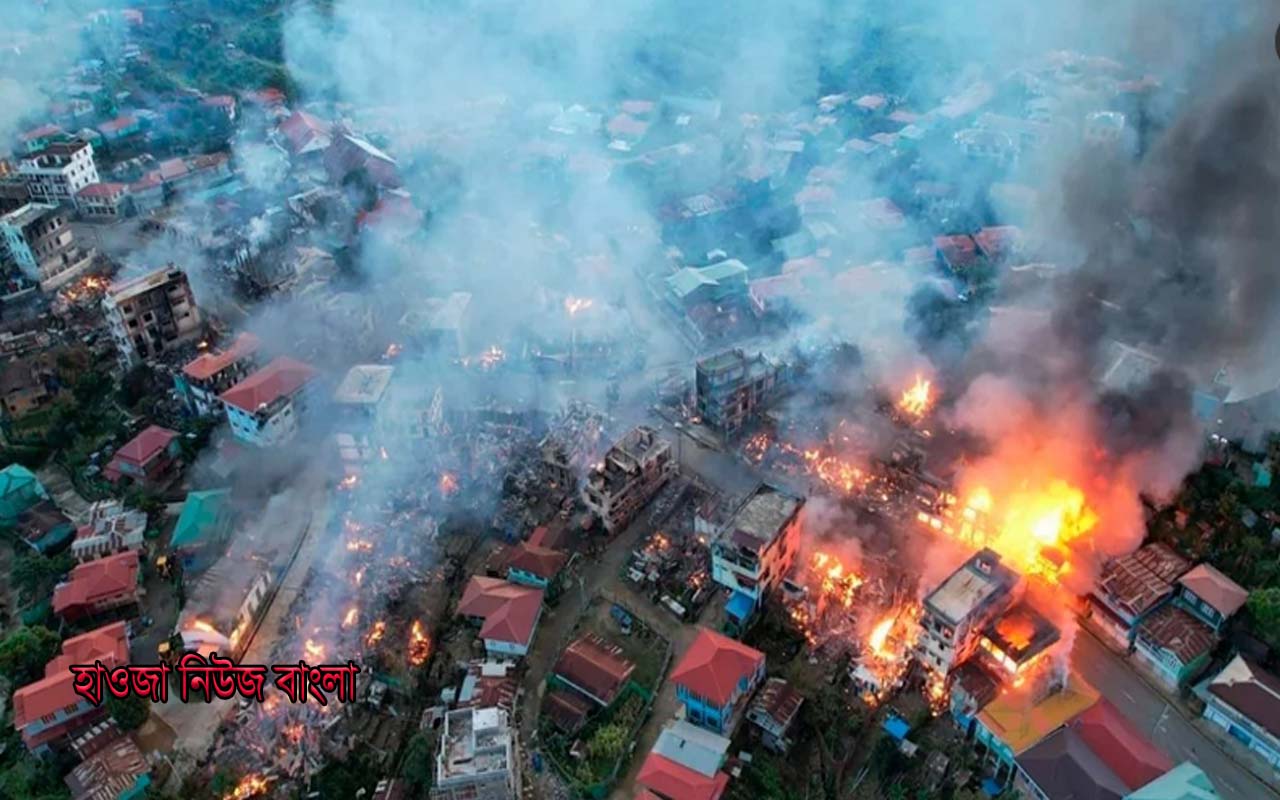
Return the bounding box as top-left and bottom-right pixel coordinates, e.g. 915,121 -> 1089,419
342,607 -> 359,629
304,639 -> 325,661
223,774 -> 270,800
366,620 -> 387,648
408,620 -> 431,666
898,374 -> 933,418
439,472 -> 459,496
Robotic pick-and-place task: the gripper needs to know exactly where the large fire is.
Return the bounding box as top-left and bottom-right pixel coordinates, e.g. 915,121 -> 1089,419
812,552 -> 863,609
365,620 -> 387,648
919,478 -> 1098,584
897,374 -> 933,418
408,620 -> 431,666
223,775 -> 270,800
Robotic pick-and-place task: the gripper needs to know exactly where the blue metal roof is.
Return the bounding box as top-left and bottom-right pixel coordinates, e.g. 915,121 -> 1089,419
882,714 -> 911,741
726,590 -> 755,621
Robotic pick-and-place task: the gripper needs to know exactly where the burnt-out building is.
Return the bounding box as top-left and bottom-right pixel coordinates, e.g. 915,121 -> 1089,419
582,426 -> 676,533
695,348 -> 784,437
102,266 -> 203,367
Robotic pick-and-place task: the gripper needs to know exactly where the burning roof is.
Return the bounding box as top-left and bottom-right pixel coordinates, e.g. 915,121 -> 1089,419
183,333 -> 261,382
981,602 -> 1060,671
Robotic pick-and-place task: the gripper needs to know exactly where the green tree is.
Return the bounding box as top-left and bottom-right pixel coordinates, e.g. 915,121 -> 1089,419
0,625 -> 61,685
106,693 -> 151,731
587,723 -> 628,761
12,552 -> 73,601
401,731 -> 434,789
1247,588 -> 1280,650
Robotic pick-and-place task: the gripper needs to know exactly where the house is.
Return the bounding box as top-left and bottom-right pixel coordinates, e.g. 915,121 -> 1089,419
200,94 -> 236,121
1173,564 -> 1246,634
544,689 -> 592,735
636,720 -> 732,800
12,622 -> 130,753
671,628 -> 765,734
0,353 -> 61,420
916,549 -> 1022,676
277,110 -> 332,156
20,123 -> 66,153
75,182 -> 130,218
0,463 -> 49,523
747,274 -> 807,318
1124,763 -> 1220,800
102,425 -> 179,486
1200,655 -> 1280,772
582,426 -> 676,533
1133,604 -> 1216,688
19,140 -> 99,205
220,356 -> 319,447
972,670 -> 1100,787
431,707 -> 521,800
709,484 -> 804,625
178,560 -> 272,658
65,722 -> 151,800
1012,699 -> 1172,800
332,363 -> 396,476
176,332 -> 261,416
70,500 -> 147,563
52,550 -> 141,621
505,541 -> 568,589
973,225 -> 1024,265
324,131 -> 400,188
17,500 -> 76,555
456,577 -> 544,658
95,115 -> 140,142
746,677 -> 802,753
127,172 -> 164,214
1087,543 -> 1192,647
169,489 -> 232,572
665,260 -> 749,309
551,633 -> 636,707
934,234 -> 981,278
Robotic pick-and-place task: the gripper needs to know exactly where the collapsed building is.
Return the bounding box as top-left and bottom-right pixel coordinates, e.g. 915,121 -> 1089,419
538,400 -> 606,494
431,706 -> 521,800
582,425 -> 676,533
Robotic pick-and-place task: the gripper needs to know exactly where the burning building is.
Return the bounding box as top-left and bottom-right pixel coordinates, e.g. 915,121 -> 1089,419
332,364 -> 396,476
399,291 -> 472,359
915,549 -> 1022,676
177,561 -> 273,659
538,400 -> 606,493
976,602 -> 1061,686
176,333 -> 262,417
0,203 -> 95,292
102,266 -> 203,367
582,425 -> 676,533
695,348 -> 785,437
709,483 -> 803,626
431,707 -> 521,800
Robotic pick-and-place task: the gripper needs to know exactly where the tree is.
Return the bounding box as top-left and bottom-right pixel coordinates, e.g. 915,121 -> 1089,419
401,731 -> 434,789
586,723 -> 628,761
11,552 -> 73,601
1247,588 -> 1280,650
0,626 -> 60,685
106,693 -> 151,731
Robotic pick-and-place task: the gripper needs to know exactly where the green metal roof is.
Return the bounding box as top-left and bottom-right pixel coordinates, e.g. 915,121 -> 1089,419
1124,763 -> 1219,800
0,464 -> 46,521
171,489 -> 230,548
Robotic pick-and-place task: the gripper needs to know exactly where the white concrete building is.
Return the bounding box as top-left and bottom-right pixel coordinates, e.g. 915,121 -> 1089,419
19,140 -> 98,205
220,356 -> 318,447
432,707 -> 521,800
709,484 -> 804,626
70,500 -> 147,563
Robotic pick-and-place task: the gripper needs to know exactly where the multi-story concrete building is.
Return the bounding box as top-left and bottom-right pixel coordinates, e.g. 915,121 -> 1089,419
916,549 -> 1021,676
175,333 -> 262,416
431,707 -> 521,800
695,348 -> 783,437
0,203 -> 95,290
220,356 -> 319,447
582,426 -> 676,533
102,266 -> 203,366
709,483 -> 803,626
18,140 -> 98,205
333,364 -> 395,476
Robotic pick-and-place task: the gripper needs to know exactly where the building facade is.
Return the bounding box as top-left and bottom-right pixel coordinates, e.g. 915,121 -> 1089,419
220,356 -> 319,447
1201,655 -> 1280,773
0,203 -> 95,290
176,333 -> 261,416
695,349 -> 783,436
916,549 -> 1021,676
102,267 -> 203,366
582,425 -> 676,533
672,628 -> 766,735
19,140 -> 98,206
709,484 -> 803,624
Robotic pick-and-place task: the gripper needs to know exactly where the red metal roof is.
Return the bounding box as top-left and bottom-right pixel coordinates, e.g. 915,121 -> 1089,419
1207,655 -> 1280,740
506,542 -> 568,581
456,577 -> 543,647
22,123 -> 63,141
973,225 -> 1024,262
1177,564 -> 1247,618
278,110 -> 331,153
76,182 -> 128,199
182,333 -> 260,381
157,158 -> 189,181
13,621 -> 129,729
636,752 -> 729,800
553,633 -> 636,705
1137,605 -> 1215,664
97,116 -> 137,134
220,356 -> 317,412
670,628 -> 764,707
934,235 -> 979,269
52,551 -> 140,617
1075,698 -> 1172,790
113,425 -> 176,465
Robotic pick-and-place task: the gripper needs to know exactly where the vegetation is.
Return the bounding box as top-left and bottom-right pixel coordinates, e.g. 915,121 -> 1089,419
11,551 -> 73,606
1247,588 -> 1280,651
106,693 -> 151,731
544,690 -> 648,792
0,625 -> 61,687
400,731 -> 434,791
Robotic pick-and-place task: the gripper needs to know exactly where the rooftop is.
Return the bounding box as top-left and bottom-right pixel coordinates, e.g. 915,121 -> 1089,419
333,364 -> 395,406
182,333 -> 260,381
438,706 -> 512,782
52,550 -> 140,616
1125,762 -> 1221,800
1,202 -> 59,229
553,633 -> 636,705
636,752 -> 729,800
652,719 -> 730,777
506,542 -> 568,581
982,602 -> 1060,668
111,425 -> 176,465
220,356 -> 317,413
106,266 -> 188,303
456,577 -> 543,647
924,548 -> 1020,626
748,676 -> 803,730
978,670 -> 1099,755
1098,543 -> 1191,618
670,627 -> 764,707
715,484 -> 802,554
13,622 -> 129,729
1177,564 -> 1247,618
1206,654 -> 1280,740
1137,605 -> 1215,664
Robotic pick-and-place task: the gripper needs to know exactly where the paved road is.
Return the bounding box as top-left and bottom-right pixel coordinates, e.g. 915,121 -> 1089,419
1071,627 -> 1278,800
